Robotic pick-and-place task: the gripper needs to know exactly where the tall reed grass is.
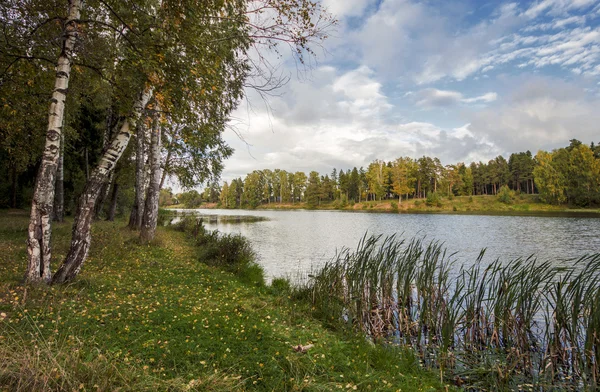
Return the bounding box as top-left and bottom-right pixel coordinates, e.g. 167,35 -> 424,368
306,234 -> 600,390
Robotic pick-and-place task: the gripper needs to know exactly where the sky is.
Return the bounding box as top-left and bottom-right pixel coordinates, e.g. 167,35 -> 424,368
218,0 -> 600,184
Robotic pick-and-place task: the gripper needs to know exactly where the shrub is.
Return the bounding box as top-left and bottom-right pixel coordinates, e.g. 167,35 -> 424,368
497,185 -> 513,204
172,218 -> 264,285
390,201 -> 398,211
425,192 -> 442,207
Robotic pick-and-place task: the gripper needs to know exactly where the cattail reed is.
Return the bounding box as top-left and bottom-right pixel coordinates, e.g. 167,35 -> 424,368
307,234 -> 600,390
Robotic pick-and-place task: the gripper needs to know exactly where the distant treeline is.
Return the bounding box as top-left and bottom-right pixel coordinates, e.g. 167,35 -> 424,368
170,139 -> 599,209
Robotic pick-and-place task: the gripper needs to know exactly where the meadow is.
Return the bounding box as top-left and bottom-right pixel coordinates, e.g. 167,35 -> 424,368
0,210 -> 444,391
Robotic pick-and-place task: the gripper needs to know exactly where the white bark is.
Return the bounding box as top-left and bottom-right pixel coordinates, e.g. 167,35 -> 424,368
53,87 -> 154,284
140,108 -> 162,243
26,0 -> 81,283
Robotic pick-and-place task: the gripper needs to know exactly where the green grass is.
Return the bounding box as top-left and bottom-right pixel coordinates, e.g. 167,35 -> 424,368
0,210 -> 445,391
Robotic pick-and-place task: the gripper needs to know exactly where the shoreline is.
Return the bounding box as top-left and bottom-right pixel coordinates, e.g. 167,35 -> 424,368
166,195 -> 600,218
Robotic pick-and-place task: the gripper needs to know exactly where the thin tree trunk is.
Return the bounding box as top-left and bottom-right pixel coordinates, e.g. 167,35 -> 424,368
94,171 -> 113,219
140,108 -> 162,244
107,182 -> 119,221
53,131 -> 65,222
52,87 -> 153,284
26,0 -> 81,284
159,134 -> 173,189
128,121 -> 147,229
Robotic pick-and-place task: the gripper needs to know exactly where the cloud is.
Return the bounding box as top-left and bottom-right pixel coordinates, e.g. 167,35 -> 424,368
413,88 -> 497,107
344,0 -> 600,84
213,1 -> 600,188
523,0 -> 596,19
467,76 -> 600,153
321,0 -> 370,18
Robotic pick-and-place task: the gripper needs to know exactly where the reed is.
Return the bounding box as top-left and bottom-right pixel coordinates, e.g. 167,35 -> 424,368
306,234 -> 600,390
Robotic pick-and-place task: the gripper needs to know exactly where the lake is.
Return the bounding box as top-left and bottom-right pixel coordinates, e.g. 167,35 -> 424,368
173,209 -> 600,282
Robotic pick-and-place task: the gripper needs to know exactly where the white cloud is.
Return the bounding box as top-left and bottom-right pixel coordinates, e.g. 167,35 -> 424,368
215,1 -> 600,186
321,0 -> 370,18
524,0 -> 596,19
345,0 -> 600,84
468,76 -> 600,153
413,88 -> 497,107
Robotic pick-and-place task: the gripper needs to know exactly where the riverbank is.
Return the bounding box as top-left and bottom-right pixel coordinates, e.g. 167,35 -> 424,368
173,195 -> 600,216
0,210 -> 444,391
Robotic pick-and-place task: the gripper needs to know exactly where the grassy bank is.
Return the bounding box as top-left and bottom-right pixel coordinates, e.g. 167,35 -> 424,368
306,234 -> 600,390
180,195 -> 600,215
0,210 -> 444,391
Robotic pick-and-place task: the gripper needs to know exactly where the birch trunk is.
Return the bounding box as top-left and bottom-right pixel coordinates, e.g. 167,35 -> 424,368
94,119 -> 116,219
52,87 -> 153,284
53,131 -> 65,222
26,0 -> 81,284
128,121 -> 147,229
140,112 -> 162,243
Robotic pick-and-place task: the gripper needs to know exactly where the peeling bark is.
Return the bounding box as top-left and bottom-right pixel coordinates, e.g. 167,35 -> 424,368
52,87 -> 153,284
140,110 -> 162,244
26,0 -> 81,284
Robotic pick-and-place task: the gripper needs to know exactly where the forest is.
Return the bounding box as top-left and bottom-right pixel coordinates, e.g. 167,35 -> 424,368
172,139 -> 600,209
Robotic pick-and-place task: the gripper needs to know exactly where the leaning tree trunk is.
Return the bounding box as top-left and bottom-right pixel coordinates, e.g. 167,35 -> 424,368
26,0 -> 81,284
53,131 -> 65,222
94,117 -> 119,219
52,87 -> 153,284
128,121 -> 148,229
140,110 -> 162,243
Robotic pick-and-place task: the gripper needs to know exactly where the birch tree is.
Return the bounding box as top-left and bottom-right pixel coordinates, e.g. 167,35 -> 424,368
140,104 -> 162,243
25,0 -> 82,283
53,86 -> 154,283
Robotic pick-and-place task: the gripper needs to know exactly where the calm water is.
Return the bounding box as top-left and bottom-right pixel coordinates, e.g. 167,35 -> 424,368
174,209 -> 600,282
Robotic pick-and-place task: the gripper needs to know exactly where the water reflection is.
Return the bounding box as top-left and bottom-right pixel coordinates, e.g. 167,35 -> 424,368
170,209 -> 600,282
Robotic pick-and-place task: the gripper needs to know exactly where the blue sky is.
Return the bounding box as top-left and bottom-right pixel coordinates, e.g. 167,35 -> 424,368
219,0 -> 600,183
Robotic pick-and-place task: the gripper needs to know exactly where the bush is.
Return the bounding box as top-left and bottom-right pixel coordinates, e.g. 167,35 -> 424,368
497,185 -> 513,204
390,201 -> 398,211
425,192 -> 442,207
447,193 -> 454,200
172,217 -> 264,285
